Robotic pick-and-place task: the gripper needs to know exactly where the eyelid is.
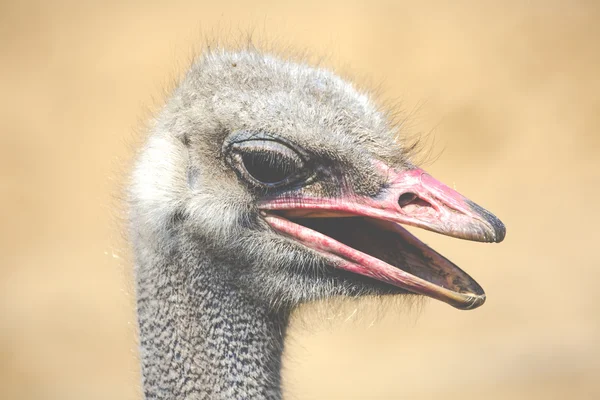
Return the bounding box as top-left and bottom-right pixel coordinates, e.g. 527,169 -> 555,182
227,139 -> 310,189
232,140 -> 304,165
223,130 -> 311,160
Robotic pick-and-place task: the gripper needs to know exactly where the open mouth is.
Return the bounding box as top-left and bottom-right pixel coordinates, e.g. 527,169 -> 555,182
260,167 -> 505,310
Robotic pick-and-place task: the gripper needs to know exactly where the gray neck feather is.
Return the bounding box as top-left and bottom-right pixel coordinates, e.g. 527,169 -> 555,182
135,241 -> 289,399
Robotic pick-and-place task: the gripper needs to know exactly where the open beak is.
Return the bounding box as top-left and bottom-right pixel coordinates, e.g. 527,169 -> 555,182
259,166 -> 505,310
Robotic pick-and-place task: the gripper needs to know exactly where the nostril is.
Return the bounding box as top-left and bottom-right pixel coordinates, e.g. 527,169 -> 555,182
398,192 -> 433,211
398,192 -> 418,208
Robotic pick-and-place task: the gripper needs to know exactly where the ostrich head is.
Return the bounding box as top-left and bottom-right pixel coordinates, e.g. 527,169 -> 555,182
130,50 -> 505,316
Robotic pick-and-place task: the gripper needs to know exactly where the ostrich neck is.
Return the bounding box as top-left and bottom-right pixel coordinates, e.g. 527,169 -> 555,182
135,247 -> 290,400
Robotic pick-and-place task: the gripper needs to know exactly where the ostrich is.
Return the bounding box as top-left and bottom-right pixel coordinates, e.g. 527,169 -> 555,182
129,49 -> 505,399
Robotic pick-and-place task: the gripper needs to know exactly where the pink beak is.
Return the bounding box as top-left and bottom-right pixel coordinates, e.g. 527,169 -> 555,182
260,166 -> 505,310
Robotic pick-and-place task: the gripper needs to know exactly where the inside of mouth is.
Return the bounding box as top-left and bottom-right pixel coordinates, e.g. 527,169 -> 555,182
288,216 -> 479,295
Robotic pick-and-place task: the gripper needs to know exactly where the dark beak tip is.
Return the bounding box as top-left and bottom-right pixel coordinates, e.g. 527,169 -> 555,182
465,199 -> 506,243
484,210 -> 506,243
492,218 -> 507,243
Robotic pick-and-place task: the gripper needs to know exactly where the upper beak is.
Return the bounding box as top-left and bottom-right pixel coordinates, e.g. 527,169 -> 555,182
262,168 -> 506,244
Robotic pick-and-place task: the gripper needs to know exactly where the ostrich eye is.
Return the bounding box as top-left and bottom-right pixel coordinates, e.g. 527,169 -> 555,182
230,140 -> 306,187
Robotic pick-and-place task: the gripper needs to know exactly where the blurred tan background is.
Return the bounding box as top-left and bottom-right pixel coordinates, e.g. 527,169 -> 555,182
1,0 -> 599,399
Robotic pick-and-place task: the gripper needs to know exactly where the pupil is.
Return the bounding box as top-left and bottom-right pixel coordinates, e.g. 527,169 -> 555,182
242,152 -> 293,184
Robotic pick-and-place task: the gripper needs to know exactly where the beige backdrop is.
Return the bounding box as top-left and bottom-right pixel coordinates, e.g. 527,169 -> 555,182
1,1 -> 599,399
